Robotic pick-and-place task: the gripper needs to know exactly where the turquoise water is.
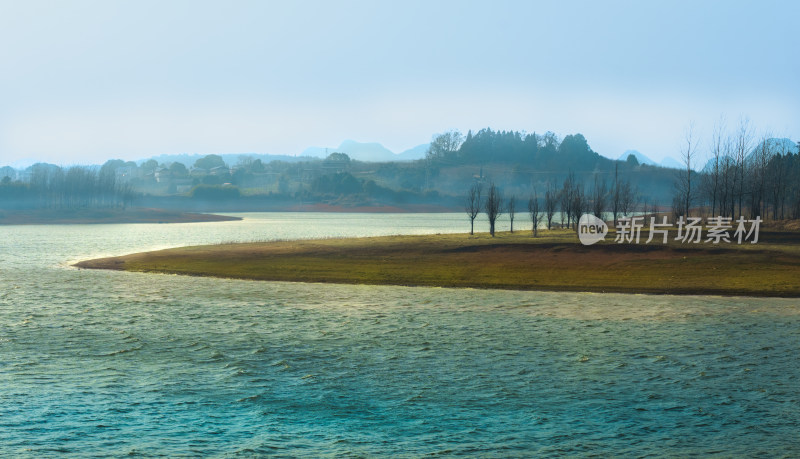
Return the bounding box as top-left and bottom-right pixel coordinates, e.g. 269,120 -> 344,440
1,213 -> 799,457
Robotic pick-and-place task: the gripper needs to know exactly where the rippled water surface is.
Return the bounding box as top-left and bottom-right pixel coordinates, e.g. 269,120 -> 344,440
1,213 -> 799,457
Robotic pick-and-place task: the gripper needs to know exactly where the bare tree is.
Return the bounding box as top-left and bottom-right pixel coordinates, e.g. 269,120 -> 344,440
507,195 -> 517,233
675,122 -> 698,217
464,183 -> 482,235
560,173 -> 576,228
646,200 -> 657,219
570,181 -> 586,231
671,193 -> 683,220
611,163 -> 621,225
485,182 -> 503,237
620,181 -> 636,219
768,141 -> 789,219
794,142 -> 800,218
544,182 -> 557,230
592,174 -> 607,220
528,190 -> 542,237
749,133 -> 773,218
23,163 -> 130,210
719,135 -> 735,217
120,182 -> 136,209
733,118 -> 753,217
707,117 -> 726,216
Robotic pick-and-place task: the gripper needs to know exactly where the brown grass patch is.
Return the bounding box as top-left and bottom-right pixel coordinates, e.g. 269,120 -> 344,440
74,228 -> 800,297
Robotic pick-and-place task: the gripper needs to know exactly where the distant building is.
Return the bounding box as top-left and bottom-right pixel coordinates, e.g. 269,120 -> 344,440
114,165 -> 141,182
154,167 -> 172,183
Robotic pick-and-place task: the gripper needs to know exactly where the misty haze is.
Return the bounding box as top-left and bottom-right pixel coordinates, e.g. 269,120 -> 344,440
1,1 -> 799,457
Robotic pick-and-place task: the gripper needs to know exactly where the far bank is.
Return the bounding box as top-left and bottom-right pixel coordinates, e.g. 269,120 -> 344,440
0,208 -> 241,225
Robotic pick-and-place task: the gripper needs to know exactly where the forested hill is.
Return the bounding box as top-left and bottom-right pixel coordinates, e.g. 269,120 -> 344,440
427,128 -> 611,172
405,128 -> 676,208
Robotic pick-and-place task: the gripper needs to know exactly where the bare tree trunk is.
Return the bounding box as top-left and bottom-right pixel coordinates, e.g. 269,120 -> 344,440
485,183 -> 502,237
734,118 -> 753,217
507,195 -> 516,233
709,117 -> 725,216
592,174 -> 607,220
612,163 -> 620,225
464,183 -> 482,235
676,122 -> 697,217
561,173 -> 575,229
528,190 -> 541,237
571,180 -> 585,232
544,182 -> 556,230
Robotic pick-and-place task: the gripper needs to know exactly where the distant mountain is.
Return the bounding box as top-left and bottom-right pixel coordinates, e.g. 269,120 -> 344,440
302,140 -> 428,162
616,150 -> 683,169
337,140 -> 396,162
617,150 -> 656,166
395,144 -> 429,161
699,138 -> 798,172
659,157 -> 682,169
140,153 -> 314,167
7,158 -> 38,169
748,138 -> 798,161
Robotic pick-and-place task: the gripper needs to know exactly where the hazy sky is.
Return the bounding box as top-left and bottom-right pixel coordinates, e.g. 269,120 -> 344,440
1,0 -> 798,166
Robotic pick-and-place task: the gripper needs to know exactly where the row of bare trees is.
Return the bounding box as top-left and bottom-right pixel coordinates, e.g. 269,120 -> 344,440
465,171 -> 639,236
466,182 -> 545,237
675,118 -> 800,220
18,163 -> 135,209
554,168 -> 638,230
465,182 -> 505,236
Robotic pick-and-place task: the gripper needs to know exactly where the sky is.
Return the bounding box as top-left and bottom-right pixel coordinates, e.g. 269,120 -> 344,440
1,0 -> 798,167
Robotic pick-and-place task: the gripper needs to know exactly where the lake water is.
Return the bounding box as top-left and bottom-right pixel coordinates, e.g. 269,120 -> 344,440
1,213 -> 799,457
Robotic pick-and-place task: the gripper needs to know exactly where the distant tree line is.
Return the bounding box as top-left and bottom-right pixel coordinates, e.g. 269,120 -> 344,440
3,123 -> 794,218
0,163 -> 134,209
674,118 -> 800,220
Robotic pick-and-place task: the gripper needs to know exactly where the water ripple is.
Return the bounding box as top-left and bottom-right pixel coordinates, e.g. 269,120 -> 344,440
1,214 -> 799,456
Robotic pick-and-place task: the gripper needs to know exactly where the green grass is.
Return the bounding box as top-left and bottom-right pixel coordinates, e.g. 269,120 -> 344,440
75,227 -> 800,297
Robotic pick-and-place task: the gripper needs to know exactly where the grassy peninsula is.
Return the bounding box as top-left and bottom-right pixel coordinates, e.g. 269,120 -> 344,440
75,227 -> 800,297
